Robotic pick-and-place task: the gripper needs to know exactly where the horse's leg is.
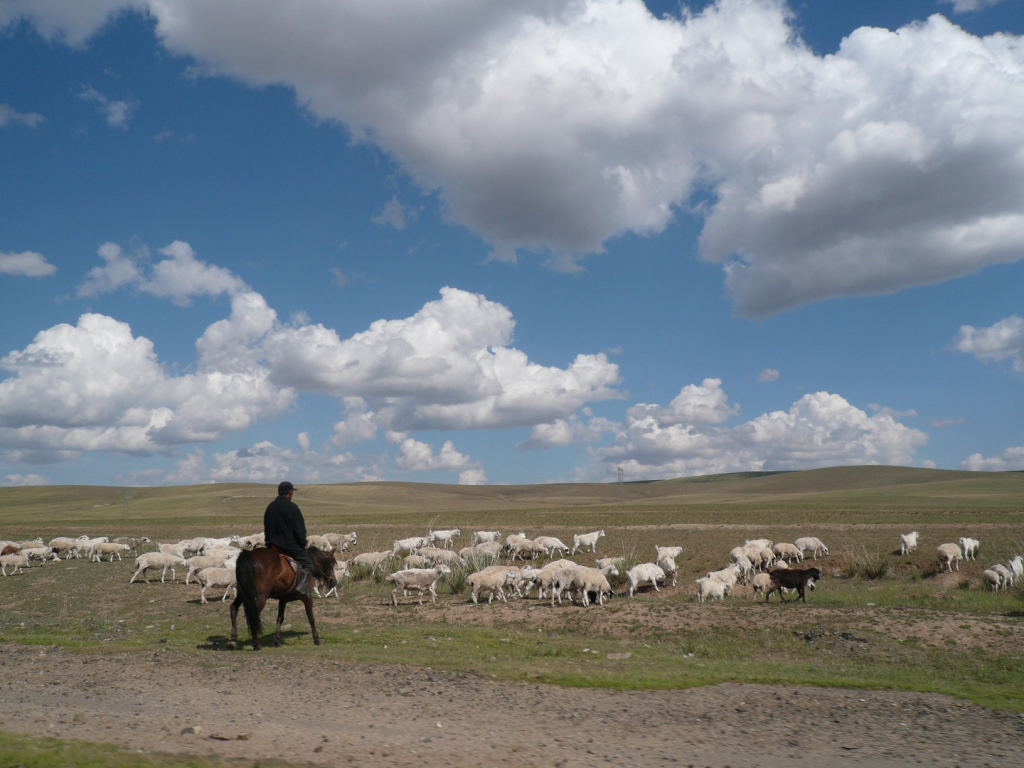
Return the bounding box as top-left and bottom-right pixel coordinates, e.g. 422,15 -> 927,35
275,599 -> 287,647
228,594 -> 242,649
302,594 -> 321,645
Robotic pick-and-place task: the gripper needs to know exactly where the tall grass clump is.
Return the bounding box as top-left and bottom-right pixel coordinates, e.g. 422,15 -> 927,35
843,546 -> 890,580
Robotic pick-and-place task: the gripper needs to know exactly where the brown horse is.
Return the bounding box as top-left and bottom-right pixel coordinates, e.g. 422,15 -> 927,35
228,546 -> 337,650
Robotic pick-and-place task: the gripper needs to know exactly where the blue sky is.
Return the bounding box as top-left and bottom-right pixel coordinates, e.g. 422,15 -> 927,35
2,0 -> 1024,487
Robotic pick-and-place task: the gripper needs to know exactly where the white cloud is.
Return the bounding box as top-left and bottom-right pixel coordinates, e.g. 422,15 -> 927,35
597,382 -> 928,479
0,251 -> 56,277
77,242 -> 144,297
953,315 -> 1024,372
963,446 -> 1024,471
521,412 -> 616,450
1,473 -> 48,486
0,0 -> 140,44
77,84 -> 135,128
458,468 -> 488,485
0,312 -> 294,461
13,1 -> 1024,315
0,103 -> 44,128
389,432 -> 478,474
371,196 -> 410,229
627,378 -> 738,427
942,0 -> 1006,12
757,368 -> 779,382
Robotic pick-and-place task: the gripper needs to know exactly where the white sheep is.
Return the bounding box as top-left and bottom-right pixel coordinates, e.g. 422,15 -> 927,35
937,543 -> 963,573
570,530 -> 605,555
982,569 -> 1003,592
794,537 -> 829,559
185,554 -> 233,584
195,566 -> 237,604
595,557 -> 625,572
470,530 -> 501,546
129,552 -> 187,583
696,577 -> 730,602
198,536 -> 238,553
626,563 -> 666,597
1008,555 -> 1023,585
238,532 -> 266,551
750,572 -> 772,598
386,566 -> 451,605
428,529 -> 461,549
468,567 -> 518,604
158,542 -> 190,558
758,548 -> 776,570
656,556 -> 678,587
351,551 -> 394,571
706,564 -> 741,589
733,554 -> 754,582
415,546 -> 465,568
772,542 -> 803,563
900,531 -> 919,555
655,545 -> 683,561
745,538 -> 773,550
90,542 -> 129,562
22,546 -> 61,562
502,532 -> 527,551
570,566 -> 613,606
458,544 -> 500,563
403,554 -> 430,570
306,534 -> 335,552
1,552 -> 29,576
392,536 -> 429,555
48,537 -> 82,558
319,561 -> 352,598
324,532 -> 357,552
990,563 -> 1012,590
533,536 -> 570,557
509,538 -> 547,561
74,536 -> 109,559
959,537 -> 980,561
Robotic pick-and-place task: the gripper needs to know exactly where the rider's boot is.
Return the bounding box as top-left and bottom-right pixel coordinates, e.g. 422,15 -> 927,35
295,566 -> 313,596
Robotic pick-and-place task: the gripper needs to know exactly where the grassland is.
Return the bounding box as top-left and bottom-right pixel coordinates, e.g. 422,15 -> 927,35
1,465 -> 1023,719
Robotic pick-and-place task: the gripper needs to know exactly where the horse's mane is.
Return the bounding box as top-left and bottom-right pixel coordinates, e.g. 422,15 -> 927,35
308,546 -> 336,578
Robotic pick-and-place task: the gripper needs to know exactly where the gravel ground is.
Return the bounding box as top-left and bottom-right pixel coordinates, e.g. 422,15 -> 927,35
1,644 -> 1023,767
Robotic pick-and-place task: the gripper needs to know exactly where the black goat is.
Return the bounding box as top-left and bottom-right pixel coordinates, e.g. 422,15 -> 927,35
765,566 -> 821,603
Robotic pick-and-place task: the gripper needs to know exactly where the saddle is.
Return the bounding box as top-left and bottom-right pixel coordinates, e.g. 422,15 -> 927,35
268,545 -> 302,584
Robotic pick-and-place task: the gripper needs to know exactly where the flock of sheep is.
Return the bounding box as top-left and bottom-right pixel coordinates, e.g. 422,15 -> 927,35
2,527 -> 1021,611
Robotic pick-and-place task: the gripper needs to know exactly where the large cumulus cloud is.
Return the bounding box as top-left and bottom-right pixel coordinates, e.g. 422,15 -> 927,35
591,379 -> 928,479
6,0 -> 1024,314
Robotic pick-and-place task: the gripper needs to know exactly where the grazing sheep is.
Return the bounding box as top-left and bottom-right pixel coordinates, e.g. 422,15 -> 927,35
468,568 -> 518,604
1008,556 -> 1023,585
48,537 -> 82,557
197,536 -> 238,554
1,553 -> 30,576
990,563 -> 1012,590
386,566 -> 451,605
471,530 -> 501,546
415,546 -> 465,569
22,546 -> 61,562
392,536 -> 429,555
129,552 -> 186,584
319,561 -> 352,598
458,544 -> 500,563
113,536 -> 150,554
571,530 -> 605,555
982,569 -> 1003,592
900,532 -> 919,555
706,564 -> 741,589
745,539 -> 773,550
351,551 -> 394,571
428,529 -> 461,549
570,566 -> 613,606
158,542 -> 190,558
626,563 -> 666,597
655,545 -> 683,562
17,538 -> 44,550
758,548 -> 776,570
403,554 -> 430,570
195,566 -> 237,604
750,572 -> 772,598
959,537 -> 980,561
772,542 -> 803,563
502,532 -> 528,553
90,542 -> 130,562
656,556 -> 678,587
238,532 -> 265,550
937,543 -> 963,573
74,536 -> 109,559
533,536 -> 570,557
595,557 -> 626,572
323,532 -> 357,552
733,554 -> 754,582
306,534 -> 335,552
696,577 -> 730,602
185,553 -> 234,584
794,537 -> 829,559
509,538 -> 547,561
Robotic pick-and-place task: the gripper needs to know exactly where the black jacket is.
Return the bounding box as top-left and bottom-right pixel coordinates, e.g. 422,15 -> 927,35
264,495 -> 307,555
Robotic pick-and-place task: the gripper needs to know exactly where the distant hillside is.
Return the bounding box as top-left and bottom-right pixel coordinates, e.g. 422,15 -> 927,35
2,466 -> 1023,535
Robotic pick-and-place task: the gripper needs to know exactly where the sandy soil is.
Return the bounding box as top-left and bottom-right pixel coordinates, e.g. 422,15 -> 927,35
1,643 -> 1022,768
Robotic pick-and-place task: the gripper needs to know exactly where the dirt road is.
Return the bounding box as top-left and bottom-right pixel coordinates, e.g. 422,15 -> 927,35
1,644 -> 1022,767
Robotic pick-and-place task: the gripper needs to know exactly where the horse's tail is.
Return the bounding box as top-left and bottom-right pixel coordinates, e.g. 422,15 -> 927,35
236,549 -> 262,641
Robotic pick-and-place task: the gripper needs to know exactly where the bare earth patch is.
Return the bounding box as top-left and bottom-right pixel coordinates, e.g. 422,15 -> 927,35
1,644 -> 1022,768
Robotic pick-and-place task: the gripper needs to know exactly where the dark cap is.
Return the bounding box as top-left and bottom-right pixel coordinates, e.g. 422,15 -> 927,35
277,481 -> 296,495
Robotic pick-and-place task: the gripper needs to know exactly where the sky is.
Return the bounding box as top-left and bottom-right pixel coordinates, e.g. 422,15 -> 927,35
1,0 -> 1024,488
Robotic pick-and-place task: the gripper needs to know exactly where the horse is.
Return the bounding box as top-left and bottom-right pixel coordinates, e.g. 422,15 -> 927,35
228,546 -> 337,650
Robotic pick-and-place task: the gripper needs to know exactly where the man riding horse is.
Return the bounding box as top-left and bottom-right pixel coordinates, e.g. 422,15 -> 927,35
264,480 -> 313,596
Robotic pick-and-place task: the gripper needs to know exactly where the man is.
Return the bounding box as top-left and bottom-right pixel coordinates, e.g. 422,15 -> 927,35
264,480 -> 314,595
